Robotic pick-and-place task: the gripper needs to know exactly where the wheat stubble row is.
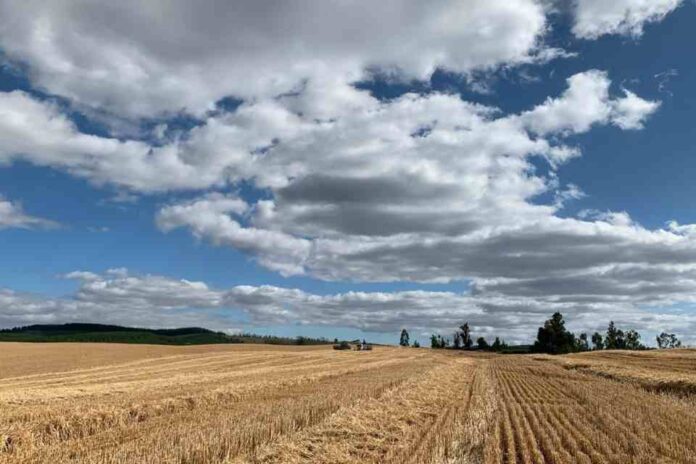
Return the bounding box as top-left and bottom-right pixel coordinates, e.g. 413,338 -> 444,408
2,343 -> 696,463
485,356 -> 696,464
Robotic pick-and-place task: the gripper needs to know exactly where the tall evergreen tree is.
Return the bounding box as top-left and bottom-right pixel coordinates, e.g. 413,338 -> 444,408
605,321 -> 617,349
532,312 -> 577,354
399,329 -> 410,347
605,321 -> 626,349
459,322 -> 472,349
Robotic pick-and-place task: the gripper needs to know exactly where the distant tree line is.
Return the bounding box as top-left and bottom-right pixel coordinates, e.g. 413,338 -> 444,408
400,313 -> 685,355
399,326 -> 509,352
533,313 -> 682,354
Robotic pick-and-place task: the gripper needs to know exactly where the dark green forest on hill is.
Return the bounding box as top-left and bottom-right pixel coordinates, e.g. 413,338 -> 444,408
0,323 -> 333,346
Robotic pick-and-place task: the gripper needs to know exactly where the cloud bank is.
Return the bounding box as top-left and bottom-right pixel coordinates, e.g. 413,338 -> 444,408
2,270 -> 695,345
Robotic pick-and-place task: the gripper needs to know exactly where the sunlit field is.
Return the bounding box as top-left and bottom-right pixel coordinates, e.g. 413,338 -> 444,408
2,343 -> 696,463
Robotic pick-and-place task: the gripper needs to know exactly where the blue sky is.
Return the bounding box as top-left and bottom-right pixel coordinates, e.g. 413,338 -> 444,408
1,0 -> 696,346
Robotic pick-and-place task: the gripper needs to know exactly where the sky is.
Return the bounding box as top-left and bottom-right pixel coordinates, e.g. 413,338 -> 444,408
1,0 -> 696,346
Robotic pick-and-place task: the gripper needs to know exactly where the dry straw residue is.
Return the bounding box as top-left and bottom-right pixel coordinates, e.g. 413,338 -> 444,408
1,343 -> 696,463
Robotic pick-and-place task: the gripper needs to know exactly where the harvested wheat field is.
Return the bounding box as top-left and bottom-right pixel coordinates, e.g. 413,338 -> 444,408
546,348 -> 696,397
2,344 -> 696,463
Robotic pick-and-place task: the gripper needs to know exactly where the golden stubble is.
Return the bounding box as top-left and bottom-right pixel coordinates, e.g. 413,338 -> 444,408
1,343 -> 695,463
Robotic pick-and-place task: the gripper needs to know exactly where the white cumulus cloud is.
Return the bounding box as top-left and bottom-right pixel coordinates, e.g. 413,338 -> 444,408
0,0 -> 555,119
572,0 -> 683,39
0,196 -> 57,229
